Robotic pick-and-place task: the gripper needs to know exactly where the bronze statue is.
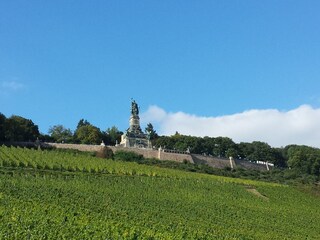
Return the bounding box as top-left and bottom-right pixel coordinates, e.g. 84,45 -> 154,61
131,99 -> 139,115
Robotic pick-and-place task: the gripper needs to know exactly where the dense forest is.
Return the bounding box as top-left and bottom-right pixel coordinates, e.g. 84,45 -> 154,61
1,112 -> 320,178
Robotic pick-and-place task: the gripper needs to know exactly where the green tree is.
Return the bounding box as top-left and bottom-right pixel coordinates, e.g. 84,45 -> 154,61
238,142 -> 254,160
76,119 -> 90,129
201,136 -> 216,155
212,137 -> 237,158
286,145 -> 320,175
48,125 -> 73,143
226,148 -> 238,158
0,113 -> 6,141
153,136 -> 175,150
75,125 -> 102,144
39,133 -> 55,142
246,141 -> 275,163
103,126 -> 122,145
5,115 -> 39,142
145,123 -> 158,140
272,148 -> 287,168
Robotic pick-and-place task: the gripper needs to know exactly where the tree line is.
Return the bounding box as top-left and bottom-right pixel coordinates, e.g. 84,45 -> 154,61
1,112 -> 319,177
152,133 -> 320,176
47,119 -> 124,146
0,113 -> 123,146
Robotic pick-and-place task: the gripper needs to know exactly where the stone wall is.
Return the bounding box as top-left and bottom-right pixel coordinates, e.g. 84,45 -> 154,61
234,159 -> 270,171
108,146 -> 194,163
47,143 -> 104,152
160,151 -> 194,163
45,143 -> 194,163
192,154 -> 231,169
109,146 -> 159,159
192,154 -> 271,171
11,142 -> 270,171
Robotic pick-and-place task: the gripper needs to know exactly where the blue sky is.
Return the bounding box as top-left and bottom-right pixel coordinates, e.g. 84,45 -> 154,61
1,1 -> 320,147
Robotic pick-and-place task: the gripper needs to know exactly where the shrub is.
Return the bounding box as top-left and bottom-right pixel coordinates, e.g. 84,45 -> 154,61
114,150 -> 144,162
96,147 -> 114,159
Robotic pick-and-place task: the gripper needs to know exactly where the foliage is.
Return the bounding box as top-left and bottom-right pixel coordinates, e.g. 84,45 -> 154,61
0,146 -> 320,239
76,118 -> 91,129
1,146 -> 317,185
74,125 -> 102,145
286,145 -> 320,175
153,134 -> 320,177
4,115 -> 39,142
114,150 -> 143,162
103,126 -> 122,145
2,112 -> 320,179
145,123 -> 158,140
48,125 -> 73,143
0,113 -> 6,142
242,141 -> 274,162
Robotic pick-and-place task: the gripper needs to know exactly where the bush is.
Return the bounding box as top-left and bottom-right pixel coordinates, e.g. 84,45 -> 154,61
114,150 -> 144,162
96,147 -> 114,159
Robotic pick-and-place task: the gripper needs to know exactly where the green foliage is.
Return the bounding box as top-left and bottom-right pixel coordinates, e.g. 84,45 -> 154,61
154,134 -> 320,173
4,115 -> 40,142
286,145 -> 320,175
48,125 -> 73,143
225,148 -> 237,158
212,137 -> 237,157
114,150 -> 143,162
75,125 -> 102,144
245,141 -> 274,162
154,135 -> 204,153
145,122 -> 158,140
103,126 -> 122,145
0,147 -> 320,239
0,113 -> 6,142
76,119 -> 91,129
2,112 -> 319,179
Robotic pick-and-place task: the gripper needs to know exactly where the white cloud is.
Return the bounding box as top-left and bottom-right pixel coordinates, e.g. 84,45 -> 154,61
1,81 -> 25,91
141,105 -> 320,148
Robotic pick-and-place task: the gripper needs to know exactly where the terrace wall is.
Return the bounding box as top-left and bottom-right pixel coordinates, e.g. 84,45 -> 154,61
3,142 -> 270,171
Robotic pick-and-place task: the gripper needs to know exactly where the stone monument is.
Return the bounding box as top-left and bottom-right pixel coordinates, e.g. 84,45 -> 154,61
119,99 -> 151,148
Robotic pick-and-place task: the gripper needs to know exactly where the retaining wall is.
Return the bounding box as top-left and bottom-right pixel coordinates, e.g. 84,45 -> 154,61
109,146 -> 194,163
47,143 -> 104,152
192,154 -> 230,169
160,151 -> 194,163
3,142 -> 270,171
45,143 -> 194,163
234,159 -> 270,171
109,146 -> 159,159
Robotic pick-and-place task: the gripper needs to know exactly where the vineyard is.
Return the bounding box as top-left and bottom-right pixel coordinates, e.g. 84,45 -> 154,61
1,146 -> 320,239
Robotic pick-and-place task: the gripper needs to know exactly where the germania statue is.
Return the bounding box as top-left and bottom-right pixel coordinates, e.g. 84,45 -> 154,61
119,99 -> 151,148
131,99 -> 139,115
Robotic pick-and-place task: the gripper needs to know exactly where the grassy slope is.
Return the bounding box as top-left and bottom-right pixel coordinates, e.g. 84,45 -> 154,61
0,147 -> 320,239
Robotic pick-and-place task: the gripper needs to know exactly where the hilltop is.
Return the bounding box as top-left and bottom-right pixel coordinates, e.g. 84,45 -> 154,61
1,112 -> 320,183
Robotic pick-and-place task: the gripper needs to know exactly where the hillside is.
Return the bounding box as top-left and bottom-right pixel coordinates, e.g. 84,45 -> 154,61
1,146 -> 320,239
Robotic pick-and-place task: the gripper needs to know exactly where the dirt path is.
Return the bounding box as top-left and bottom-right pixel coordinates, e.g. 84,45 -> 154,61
246,187 -> 269,200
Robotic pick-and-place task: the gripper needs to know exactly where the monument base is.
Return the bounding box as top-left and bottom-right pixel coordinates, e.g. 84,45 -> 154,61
120,135 -> 151,148
119,99 -> 152,149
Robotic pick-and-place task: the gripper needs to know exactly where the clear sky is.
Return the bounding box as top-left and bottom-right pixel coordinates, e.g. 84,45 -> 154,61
1,1 -> 320,147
